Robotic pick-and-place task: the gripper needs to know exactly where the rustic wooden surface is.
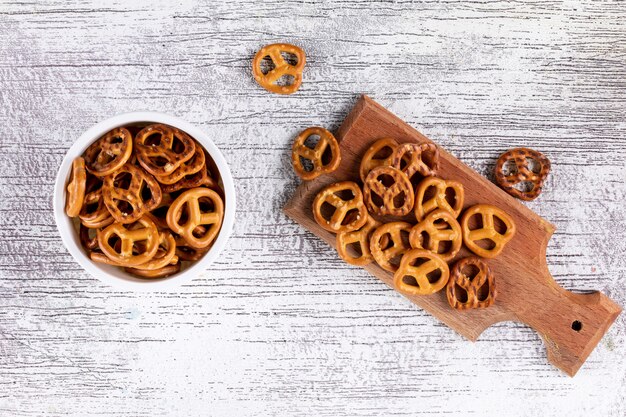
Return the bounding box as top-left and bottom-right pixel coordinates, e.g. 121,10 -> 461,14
0,1 -> 624,416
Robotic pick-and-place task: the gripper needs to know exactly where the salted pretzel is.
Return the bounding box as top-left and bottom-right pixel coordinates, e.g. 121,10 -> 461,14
252,43 -> 306,95
291,127 -> 341,180
103,163 -> 162,224
391,142 -> 439,183
155,142 -> 205,185
134,124 -> 196,176
363,166 -> 414,216
79,176 -> 114,229
495,147 -> 551,201
447,257 -> 496,309
369,221 -> 412,272
409,209 -> 462,262
336,215 -> 384,266
359,138 -> 398,182
166,187 -> 224,249
125,262 -> 181,278
393,249 -> 449,296
65,157 -> 87,217
312,181 -> 368,233
161,151 -> 220,193
96,216 -> 160,267
414,176 -> 464,223
83,127 -> 133,177
461,204 -> 516,258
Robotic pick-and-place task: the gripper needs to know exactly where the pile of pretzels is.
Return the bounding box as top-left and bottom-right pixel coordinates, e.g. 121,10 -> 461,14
65,124 -> 224,278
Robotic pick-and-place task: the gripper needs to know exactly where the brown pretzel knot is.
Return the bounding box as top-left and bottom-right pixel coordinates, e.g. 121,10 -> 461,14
252,43 -> 306,95
125,262 -> 181,278
83,127 -> 133,177
409,209 -> 462,262
65,157 -> 87,217
336,214 -> 384,266
447,257 -> 496,309
495,147 -> 551,201
134,124 -> 196,176
96,216 -> 160,267
359,138 -> 398,182
79,176 -> 114,229
291,127 -> 341,180
312,181 -> 368,233
369,221 -> 412,272
414,176 -> 464,223
363,166 -> 414,216
461,204 -> 516,258
393,249 -> 449,296
155,142 -> 205,185
161,150 -> 220,193
391,142 -> 439,183
103,163 -> 162,224
166,187 -> 224,249
131,231 -> 178,271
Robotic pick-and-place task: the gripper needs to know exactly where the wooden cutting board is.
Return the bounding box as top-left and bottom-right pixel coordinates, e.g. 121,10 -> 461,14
283,95 -> 621,376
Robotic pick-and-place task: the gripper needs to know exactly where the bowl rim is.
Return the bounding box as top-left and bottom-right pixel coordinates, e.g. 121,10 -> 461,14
53,111 -> 236,291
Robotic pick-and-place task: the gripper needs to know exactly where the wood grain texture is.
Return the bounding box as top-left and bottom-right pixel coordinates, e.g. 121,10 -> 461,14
0,0 -> 624,416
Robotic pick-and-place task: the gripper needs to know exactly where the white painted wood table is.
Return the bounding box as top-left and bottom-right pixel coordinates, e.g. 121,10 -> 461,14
0,1 -> 624,416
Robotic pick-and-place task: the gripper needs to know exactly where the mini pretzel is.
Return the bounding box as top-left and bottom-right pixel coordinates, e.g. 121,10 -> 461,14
359,138 -> 398,182
79,176 -> 114,229
83,127 -> 133,177
97,216 -> 160,267
312,182 -> 368,233
393,249 -> 449,296
391,142 -> 439,183
363,166 -> 414,216
166,187 -> 224,249
447,257 -> 496,309
155,142 -> 205,185
131,231 -> 178,271
65,157 -> 87,217
336,215 -> 383,266
409,209 -> 462,262
135,124 -> 196,176
103,164 -> 162,224
414,176 -> 464,223
461,204 -> 516,258
252,43 -> 306,95
369,221 -> 412,272
291,127 -> 341,180
495,147 -> 551,201
125,262 -> 181,278
161,150 -> 220,193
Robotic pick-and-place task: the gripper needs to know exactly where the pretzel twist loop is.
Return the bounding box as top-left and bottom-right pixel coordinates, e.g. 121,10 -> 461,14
134,124 -> 196,176
83,127 -> 133,177
363,166 -> 414,216
103,163 -> 162,224
495,147 -> 551,201
391,142 -> 439,182
252,43 -> 306,95
393,249 -> 450,296
359,138 -> 398,182
461,204 -> 516,258
369,221 -> 413,272
166,187 -> 224,249
446,256 -> 496,309
336,215 -> 383,266
409,209 -> 462,262
414,176 -> 464,223
291,127 -> 341,180
96,216 -> 160,267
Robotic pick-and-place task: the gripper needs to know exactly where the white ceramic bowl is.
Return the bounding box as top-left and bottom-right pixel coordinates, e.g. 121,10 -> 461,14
54,112 -> 236,291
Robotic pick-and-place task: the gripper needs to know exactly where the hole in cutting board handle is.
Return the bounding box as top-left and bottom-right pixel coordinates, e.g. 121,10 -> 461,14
571,320 -> 583,332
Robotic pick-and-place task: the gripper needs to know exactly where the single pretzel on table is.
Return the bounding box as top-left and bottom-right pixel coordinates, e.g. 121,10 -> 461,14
291,127 -> 341,180
359,137 -> 398,182
494,147 -> 551,201
446,256 -> 497,310
154,142 -> 205,185
414,176 -> 464,223
312,181 -> 368,233
134,124 -> 196,177
83,127 -> 133,177
369,221 -> 413,272
391,142 -> 439,183
393,249 -> 449,296
409,208 -> 462,262
363,166 -> 414,216
461,204 -> 516,258
96,216 -> 160,267
336,214 -> 383,266
65,157 -> 87,217
166,187 -> 224,249
252,43 -> 306,95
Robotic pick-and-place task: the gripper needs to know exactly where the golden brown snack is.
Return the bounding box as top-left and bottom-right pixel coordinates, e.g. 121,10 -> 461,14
393,249 -> 449,296
79,176 -> 114,229
174,234 -> 210,261
409,209 -> 462,262
65,157 -> 87,217
83,127 -> 133,177
363,166 -> 414,216
495,147 -> 551,201
134,124 -> 196,176
446,257 -> 496,309
126,262 -> 181,278
312,181 -> 368,233
291,127 -> 341,180
369,221 -> 412,272
414,176 -> 464,223
96,216 -> 160,267
461,204 -> 516,258
336,215 -> 383,266
252,43 -> 306,95
130,231 -> 178,271
359,138 -> 398,182
166,187 -> 224,249
154,142 -> 205,185
79,224 -> 99,251
391,142 -> 439,183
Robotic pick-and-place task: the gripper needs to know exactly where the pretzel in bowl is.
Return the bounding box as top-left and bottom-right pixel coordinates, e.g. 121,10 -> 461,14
369,221 -> 412,272
291,127 -> 341,180
79,176 -> 114,229
125,263 -> 181,278
174,234 -> 210,261
130,231 -> 178,271
414,176 -> 464,223
134,124 -> 196,176
65,157 -> 87,217
461,204 -> 516,258
102,163 -> 162,224
83,127 -> 133,177
393,249 -> 449,296
312,181 -> 368,233
391,142 -> 439,184
96,216 -> 160,267
166,187 -> 224,249
495,147 -> 551,201
446,257 -> 496,309
359,138 -> 398,182
409,209 -> 462,262
252,43 -> 306,95
363,166 -> 414,216
161,150 -> 220,194
336,214 -> 383,266
154,143 -> 205,185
